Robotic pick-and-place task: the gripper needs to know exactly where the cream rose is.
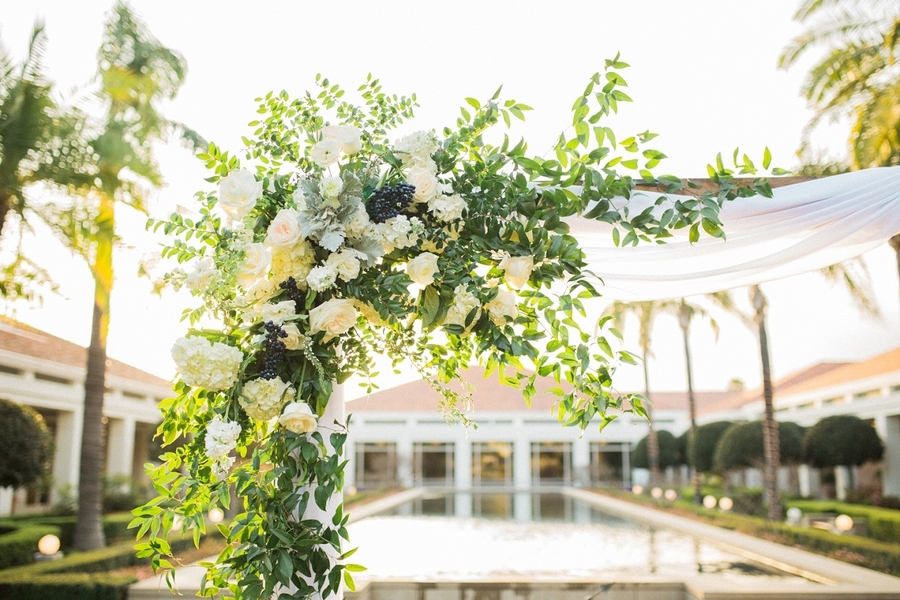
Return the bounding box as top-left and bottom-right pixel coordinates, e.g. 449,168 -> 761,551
280,323 -> 305,350
238,243 -> 272,287
309,298 -> 358,342
322,125 -> 362,155
321,176 -> 344,199
499,254 -> 534,290
259,300 -> 296,325
218,169 -> 262,220
326,249 -> 361,282
407,166 -> 439,203
266,209 -> 303,248
279,402 -> 318,434
310,138 -> 341,168
406,252 -> 440,286
485,288 -> 519,326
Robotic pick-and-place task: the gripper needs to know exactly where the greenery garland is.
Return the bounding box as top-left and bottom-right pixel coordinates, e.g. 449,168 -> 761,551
131,57 -> 776,599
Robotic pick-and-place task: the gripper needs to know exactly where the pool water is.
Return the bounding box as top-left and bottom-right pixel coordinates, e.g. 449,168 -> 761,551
347,491 -> 818,585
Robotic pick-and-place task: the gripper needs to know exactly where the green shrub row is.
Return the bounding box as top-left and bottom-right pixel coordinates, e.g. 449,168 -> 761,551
1,512 -> 134,548
0,522 -> 61,570
0,526 -> 222,600
599,489 -> 900,575
786,499 -> 900,543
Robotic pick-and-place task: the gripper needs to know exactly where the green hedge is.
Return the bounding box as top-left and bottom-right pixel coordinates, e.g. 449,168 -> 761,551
598,489 -> 900,575
786,499 -> 900,543
2,512 -> 134,548
0,526 -> 222,599
0,522 -> 61,570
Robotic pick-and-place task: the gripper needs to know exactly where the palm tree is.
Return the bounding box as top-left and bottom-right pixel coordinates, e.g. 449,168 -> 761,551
38,2 -> 197,551
779,0 -> 900,169
604,300 -> 674,486
0,23 -> 94,301
676,298 -> 721,504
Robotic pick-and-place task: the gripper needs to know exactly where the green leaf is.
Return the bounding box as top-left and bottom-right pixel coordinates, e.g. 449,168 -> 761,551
763,146 -> 772,170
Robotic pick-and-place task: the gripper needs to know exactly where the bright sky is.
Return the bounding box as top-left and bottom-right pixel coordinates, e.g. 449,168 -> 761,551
1,0 -> 898,399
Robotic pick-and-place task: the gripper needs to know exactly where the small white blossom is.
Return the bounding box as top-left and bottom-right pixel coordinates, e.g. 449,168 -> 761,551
205,416 -> 241,461
185,257 -> 218,291
260,300 -> 296,325
307,265 -> 338,291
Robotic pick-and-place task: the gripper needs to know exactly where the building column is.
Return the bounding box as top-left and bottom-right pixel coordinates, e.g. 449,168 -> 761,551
622,444 -> 632,490
396,436 -> 413,488
106,417 -> 137,481
513,437 -> 531,490
834,466 -> 851,500
798,464 -> 813,498
52,409 -> 82,505
454,437 -> 472,518
571,438 -> 590,487
877,414 -> 900,497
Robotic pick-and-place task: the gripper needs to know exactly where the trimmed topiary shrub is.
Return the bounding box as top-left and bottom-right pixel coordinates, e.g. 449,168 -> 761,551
713,420 -> 805,472
687,421 -> 733,473
804,415 -> 884,469
0,399 -> 52,491
632,430 -> 682,469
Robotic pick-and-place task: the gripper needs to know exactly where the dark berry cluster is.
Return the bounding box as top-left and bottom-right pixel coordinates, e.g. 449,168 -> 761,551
279,276 -> 305,312
366,182 -> 416,223
260,321 -> 287,380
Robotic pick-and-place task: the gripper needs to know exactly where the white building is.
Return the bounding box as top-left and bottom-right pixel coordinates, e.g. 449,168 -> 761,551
344,366 -> 731,496
0,318 -> 171,515
346,347 -> 900,500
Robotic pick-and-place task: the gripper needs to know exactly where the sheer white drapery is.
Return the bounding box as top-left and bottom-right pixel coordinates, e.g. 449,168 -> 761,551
569,167 -> 900,301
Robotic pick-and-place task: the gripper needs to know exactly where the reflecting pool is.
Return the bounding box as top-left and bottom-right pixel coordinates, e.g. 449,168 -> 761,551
348,491 -> 818,585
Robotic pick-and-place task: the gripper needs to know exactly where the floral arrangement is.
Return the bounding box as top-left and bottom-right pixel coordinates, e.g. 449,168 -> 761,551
133,59 -> 773,599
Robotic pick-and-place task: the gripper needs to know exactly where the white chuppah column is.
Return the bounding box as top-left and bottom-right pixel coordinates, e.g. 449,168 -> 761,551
297,383 -> 346,600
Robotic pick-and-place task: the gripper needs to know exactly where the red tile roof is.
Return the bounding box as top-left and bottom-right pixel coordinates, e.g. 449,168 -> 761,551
0,316 -> 170,388
348,366 -> 739,414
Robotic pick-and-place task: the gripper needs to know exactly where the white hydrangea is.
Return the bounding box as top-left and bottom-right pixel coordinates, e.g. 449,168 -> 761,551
394,130 -> 439,166
371,215 -> 423,253
212,456 -> 235,479
325,248 -> 362,281
270,242 -> 316,285
205,416 -> 241,461
307,265 -> 338,291
428,194 -> 467,222
185,257 -> 218,291
171,337 -> 243,392
259,300 -> 297,325
239,376 -> 295,422
443,285 -> 481,331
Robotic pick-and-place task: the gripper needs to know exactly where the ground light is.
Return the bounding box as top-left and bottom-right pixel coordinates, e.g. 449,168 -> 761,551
718,497 -> 734,511
631,485 -> 644,495
34,534 -> 62,562
208,508 -> 225,523
834,514 -> 854,533
664,489 -> 678,501
651,487 -> 663,499
702,495 -> 717,509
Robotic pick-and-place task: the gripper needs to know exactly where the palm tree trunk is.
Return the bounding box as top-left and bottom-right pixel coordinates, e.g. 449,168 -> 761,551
642,349 -> 660,487
73,195 -> 114,551
678,303 -> 702,505
752,286 -> 782,521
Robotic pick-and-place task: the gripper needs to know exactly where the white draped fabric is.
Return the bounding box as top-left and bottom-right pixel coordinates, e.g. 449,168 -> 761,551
569,166 -> 900,301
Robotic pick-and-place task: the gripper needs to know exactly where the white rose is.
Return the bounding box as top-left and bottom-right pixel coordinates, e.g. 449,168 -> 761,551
280,322 -> 305,350
321,176 -> 344,199
407,252 -> 440,286
279,402 -> 318,434
266,209 -> 303,248
306,265 -> 337,291
326,249 -> 361,282
485,288 -> 519,326
260,300 -> 296,325
355,300 -> 387,327
407,166 -> 439,203
443,285 -> 481,332
323,125 -> 362,155
218,169 -> 262,220
499,255 -> 534,290
238,243 -> 272,287
310,138 -> 341,168
309,298 -> 358,342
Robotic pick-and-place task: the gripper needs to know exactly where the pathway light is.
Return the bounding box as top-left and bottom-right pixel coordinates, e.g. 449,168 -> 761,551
718,497 -> 733,511
785,507 -> 802,525
38,534 -> 60,555
664,489 -> 678,501
631,485 -> 644,495
834,514 -> 854,532
208,508 -> 225,524
702,495 -> 717,509
651,487 -> 663,499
